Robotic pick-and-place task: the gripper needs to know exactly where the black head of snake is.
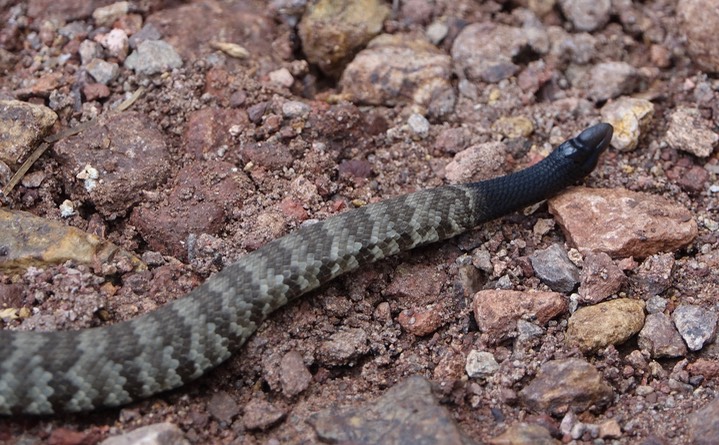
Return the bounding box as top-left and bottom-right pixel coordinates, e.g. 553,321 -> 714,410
0,123 -> 612,415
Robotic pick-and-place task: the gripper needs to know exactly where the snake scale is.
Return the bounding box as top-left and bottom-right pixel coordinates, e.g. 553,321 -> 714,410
0,123 -> 613,415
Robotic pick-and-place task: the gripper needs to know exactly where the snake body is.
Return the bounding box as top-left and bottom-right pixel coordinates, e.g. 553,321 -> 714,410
0,124 -> 612,415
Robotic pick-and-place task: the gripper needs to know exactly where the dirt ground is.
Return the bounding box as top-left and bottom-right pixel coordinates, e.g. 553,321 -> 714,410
0,0 -> 718,444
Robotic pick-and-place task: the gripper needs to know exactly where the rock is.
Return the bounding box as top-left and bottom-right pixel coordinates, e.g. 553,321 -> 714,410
0,100 -> 57,165
397,306 -> 444,337
85,58 -> 120,85
183,107 -> 249,160
578,251 -> 626,304
665,107 -> 718,157
309,376 -> 476,445
340,34 -> 454,118
53,112 -> 171,219
566,298 -> 645,353
488,423 -> 560,445
318,328 -> 370,366
676,164 -> 710,194
646,296 -> 668,314
281,100 -> 311,119
208,391 -> 240,424
519,358 -> 613,416
677,0 -> 719,73
451,22 -> 548,83
407,113 -> 430,138
548,187 -> 698,259
280,350 -> 312,397
529,244 -> 580,293
92,2 -> 130,28
599,419 -> 622,439
672,305 -> 718,351
242,398 -> 286,431
100,423 -> 189,445
97,29 -> 129,60
587,62 -> 641,102
638,313 -> 688,358
601,97 -> 654,151
124,40 -> 183,75
299,0 -> 389,77
444,141 -> 506,184
559,0 -> 611,32
473,290 -> 567,343
687,358 -> 719,382
269,68 -> 294,88
688,398 -> 719,445
465,350 -> 500,379
434,127 -> 470,155
491,116 -> 534,139
631,253 -> 675,297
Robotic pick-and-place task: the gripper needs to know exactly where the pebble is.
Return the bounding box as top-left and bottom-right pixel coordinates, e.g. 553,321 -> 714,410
465,350 -> 500,378
340,34 -> 454,118
677,0 -> 719,73
672,304 -> 718,351
549,187 -> 698,259
407,113 -> 430,138
488,423 -> 559,445
79,40 -> 101,65
97,28 -> 129,60
279,350 -> 312,397
566,298 -> 645,353
208,391 -> 240,424
268,68 -> 294,88
632,253 -> 675,297
85,58 -> 120,85
638,312 -> 688,358
100,423 -> 189,445
665,107 -> 718,157
124,40 -> 183,75
318,327 -> 369,366
473,290 -> 567,343
298,0 -> 388,77
281,100 -> 311,119
491,116 -> 534,139
559,0 -> 611,31
426,20 -> 448,45
310,376 -> 469,445
92,1 -> 130,27
242,398 -> 286,431
529,243 -> 580,293
444,141 -> 506,184
397,306 -> 444,336
646,296 -> 668,314
601,97 -> 654,151
516,319 -> 545,341
519,358 -> 613,416
578,251 -> 626,304
588,62 -> 640,102
452,22 -> 548,83
688,398 -> 719,445
0,99 -> 57,166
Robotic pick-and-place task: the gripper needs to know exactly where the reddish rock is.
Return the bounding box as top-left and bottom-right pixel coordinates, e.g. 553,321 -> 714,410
548,187 -> 697,259
444,141 -> 506,184
183,107 -> 248,159
687,358 -> 719,381
579,251 -> 626,304
473,290 -> 568,343
385,263 -> 446,302
208,391 -> 240,424
397,306 -> 444,337
242,398 -> 286,431
279,350 -> 313,397
81,82 -> 110,101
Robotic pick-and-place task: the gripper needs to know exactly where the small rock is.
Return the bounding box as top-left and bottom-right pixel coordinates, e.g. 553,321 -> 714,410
672,304 -> 718,351
426,21 -> 449,45
309,376 -> 470,445
519,358 -> 613,416
465,350 -> 500,379
473,290 -> 567,343
646,296 -> 668,314
676,164 -> 710,193
638,313 -> 688,358
665,107 -> 718,157
97,28 -> 129,60
452,22 -> 548,83
407,113 -> 430,138
579,251 -> 626,304
529,244 -> 580,293
100,423 -> 189,445
588,62 -> 640,102
85,58 -> 120,85
242,398 -> 286,431
559,0 -> 611,31
340,34 -> 454,118
397,306 -> 444,337
92,1 -> 130,27
268,68 -> 294,88
20,170 -> 46,188
434,127 -> 470,155
281,100 -> 311,119
677,0 -> 719,73
128,23 -> 162,49
566,298 -> 645,353
687,358 -> 719,382
79,40 -> 101,65
549,187 -> 698,259
299,0 -> 389,77
208,391 -> 240,424
183,107 -> 249,160
444,141 -> 506,184
601,97 -> 654,151
124,40 -> 183,75
82,83 -> 111,101
318,328 -> 369,366
599,419 -> 622,439
280,350 -> 312,397
491,116 -> 534,139
0,100 -> 57,165
688,398 -> 719,445
488,423 -> 560,445
631,253 -> 674,297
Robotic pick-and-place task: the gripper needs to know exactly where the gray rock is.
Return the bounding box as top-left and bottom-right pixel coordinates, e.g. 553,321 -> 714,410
672,304 -> 718,351
101,423 -> 189,445
588,62 -> 640,102
638,312 -> 688,358
530,244 -> 580,293
465,350 -> 499,378
318,328 -> 369,366
559,0 -> 611,32
407,113 -> 430,138
281,100 -> 311,119
124,40 -> 182,75
86,58 -> 119,84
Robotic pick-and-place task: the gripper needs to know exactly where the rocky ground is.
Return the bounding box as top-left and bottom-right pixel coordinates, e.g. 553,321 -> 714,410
0,0 -> 718,444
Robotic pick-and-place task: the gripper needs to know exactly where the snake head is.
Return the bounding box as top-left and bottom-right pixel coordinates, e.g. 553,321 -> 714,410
558,123 -> 613,177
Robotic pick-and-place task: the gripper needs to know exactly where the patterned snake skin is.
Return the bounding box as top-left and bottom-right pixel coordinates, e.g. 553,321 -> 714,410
0,124 -> 612,415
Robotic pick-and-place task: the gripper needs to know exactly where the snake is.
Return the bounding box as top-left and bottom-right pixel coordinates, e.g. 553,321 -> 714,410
0,123 -> 613,415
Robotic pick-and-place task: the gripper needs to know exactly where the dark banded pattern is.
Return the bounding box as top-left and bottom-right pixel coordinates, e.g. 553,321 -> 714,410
0,123 -> 613,414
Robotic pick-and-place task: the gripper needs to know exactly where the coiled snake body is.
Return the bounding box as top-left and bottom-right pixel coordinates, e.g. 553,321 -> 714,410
0,124 -> 613,415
